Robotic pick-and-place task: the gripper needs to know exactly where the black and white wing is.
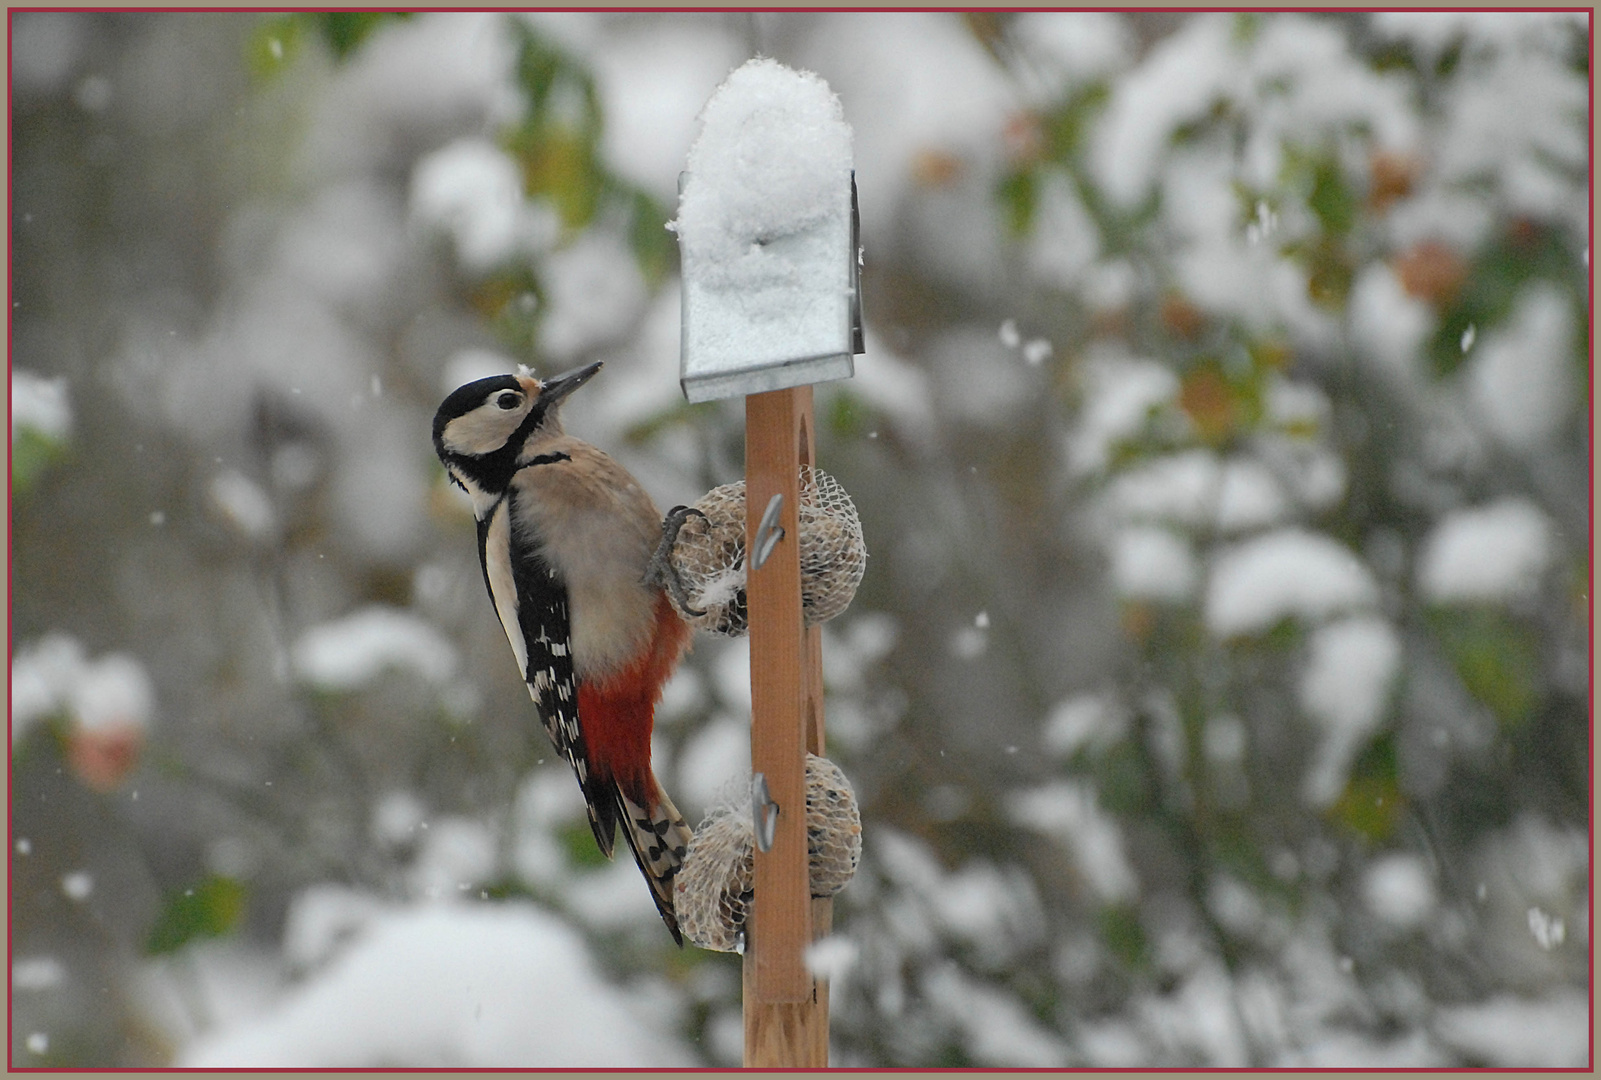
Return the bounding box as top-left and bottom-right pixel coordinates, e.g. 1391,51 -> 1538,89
477,493 -> 618,857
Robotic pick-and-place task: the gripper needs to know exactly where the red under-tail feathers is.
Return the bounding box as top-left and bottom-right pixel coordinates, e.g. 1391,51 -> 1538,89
575,591 -> 695,942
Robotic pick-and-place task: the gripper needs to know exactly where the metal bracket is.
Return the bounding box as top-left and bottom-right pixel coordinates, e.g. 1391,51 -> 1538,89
751,492 -> 785,571
752,771 -> 780,852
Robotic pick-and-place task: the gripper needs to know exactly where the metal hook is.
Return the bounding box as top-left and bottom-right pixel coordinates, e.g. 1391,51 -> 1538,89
751,492 -> 785,571
752,771 -> 780,852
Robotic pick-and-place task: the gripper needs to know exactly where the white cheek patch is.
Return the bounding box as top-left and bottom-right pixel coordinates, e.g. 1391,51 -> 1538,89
442,405 -> 525,457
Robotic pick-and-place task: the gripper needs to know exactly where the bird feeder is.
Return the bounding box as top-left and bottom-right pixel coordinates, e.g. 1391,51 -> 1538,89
672,57 -> 864,1068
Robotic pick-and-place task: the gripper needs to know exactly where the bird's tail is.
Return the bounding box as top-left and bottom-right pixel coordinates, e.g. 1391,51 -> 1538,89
616,783 -> 694,945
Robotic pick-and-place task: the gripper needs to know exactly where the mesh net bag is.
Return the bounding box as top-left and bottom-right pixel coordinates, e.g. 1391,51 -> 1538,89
650,467 -> 865,637
675,753 -> 862,953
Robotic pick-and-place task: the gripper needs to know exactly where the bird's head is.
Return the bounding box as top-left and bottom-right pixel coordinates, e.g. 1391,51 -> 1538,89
432,361 -> 602,495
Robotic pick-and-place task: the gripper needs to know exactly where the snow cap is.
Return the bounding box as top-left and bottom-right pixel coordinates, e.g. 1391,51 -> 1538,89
675,57 -> 852,278
673,58 -> 859,401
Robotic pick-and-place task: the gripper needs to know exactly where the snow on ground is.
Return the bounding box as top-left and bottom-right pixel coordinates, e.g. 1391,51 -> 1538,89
1431,989 -> 1589,1068
290,606 -> 458,690
1204,528 -> 1378,638
177,900 -> 694,1067
1416,497 -> 1555,604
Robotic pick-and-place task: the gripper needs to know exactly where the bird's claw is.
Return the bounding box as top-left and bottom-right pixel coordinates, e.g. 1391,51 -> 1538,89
647,505 -> 710,618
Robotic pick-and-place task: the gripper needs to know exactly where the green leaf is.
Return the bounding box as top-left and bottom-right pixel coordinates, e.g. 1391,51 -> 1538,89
826,388 -> 872,439
560,818 -> 613,868
1428,607 -> 1541,728
997,169 -> 1037,237
314,12 -> 412,60
1098,903 -> 1148,968
1429,221 -> 1585,377
1331,775 -> 1404,842
1042,83 -> 1110,162
12,428 -> 67,493
246,14 -> 304,78
624,188 -> 677,286
146,875 -> 247,955
1306,154 -> 1359,236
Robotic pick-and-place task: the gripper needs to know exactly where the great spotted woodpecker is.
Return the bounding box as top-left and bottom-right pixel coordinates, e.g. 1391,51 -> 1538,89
432,362 -> 694,943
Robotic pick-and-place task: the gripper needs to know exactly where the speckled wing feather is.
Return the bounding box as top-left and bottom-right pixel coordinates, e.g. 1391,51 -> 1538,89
478,492 -> 619,858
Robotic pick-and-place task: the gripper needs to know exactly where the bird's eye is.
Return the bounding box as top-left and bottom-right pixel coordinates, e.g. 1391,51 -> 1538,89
496,392 -> 521,410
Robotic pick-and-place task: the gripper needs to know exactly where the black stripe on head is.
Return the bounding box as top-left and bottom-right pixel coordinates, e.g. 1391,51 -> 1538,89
432,375 -> 523,453
433,373 -> 568,496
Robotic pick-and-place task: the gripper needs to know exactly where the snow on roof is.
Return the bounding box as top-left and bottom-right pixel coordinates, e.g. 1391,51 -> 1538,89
673,57 -> 856,396
1416,497 -> 1555,604
674,58 -> 852,287
291,606 -> 458,691
178,900 -> 694,1067
1204,528 -> 1378,638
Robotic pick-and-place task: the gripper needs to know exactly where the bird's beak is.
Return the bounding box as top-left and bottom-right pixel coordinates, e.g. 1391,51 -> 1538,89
540,361 -> 603,405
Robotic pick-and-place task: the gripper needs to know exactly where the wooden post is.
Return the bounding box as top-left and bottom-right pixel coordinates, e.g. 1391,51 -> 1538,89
743,385 -> 830,1067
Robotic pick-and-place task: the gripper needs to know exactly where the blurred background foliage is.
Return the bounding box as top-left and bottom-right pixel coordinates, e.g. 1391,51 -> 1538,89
9,10 -> 1590,1068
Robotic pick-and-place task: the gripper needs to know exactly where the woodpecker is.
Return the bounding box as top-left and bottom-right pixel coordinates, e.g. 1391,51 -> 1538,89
432,362 -> 694,944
